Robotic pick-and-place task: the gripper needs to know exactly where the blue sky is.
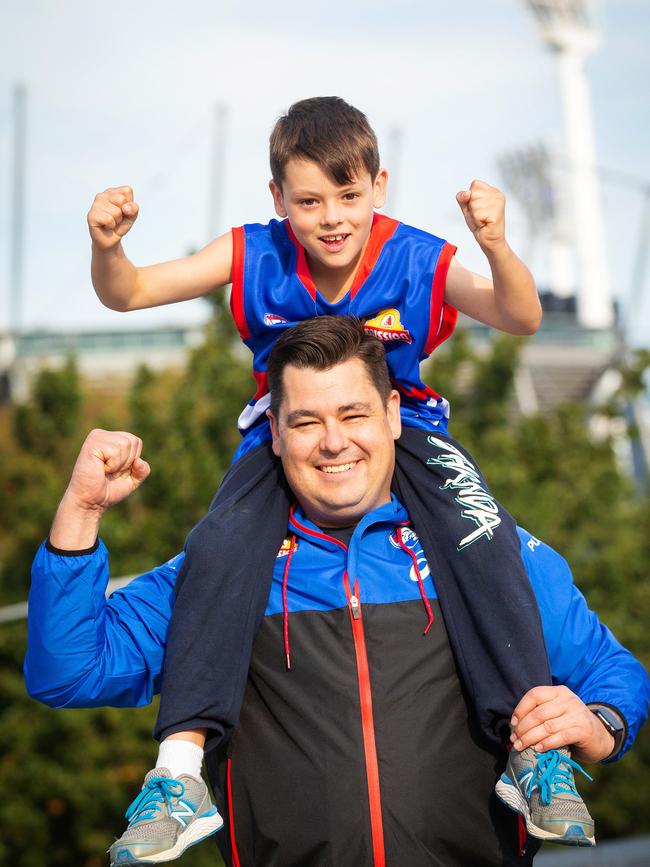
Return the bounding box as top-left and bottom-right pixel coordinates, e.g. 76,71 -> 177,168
0,0 -> 648,342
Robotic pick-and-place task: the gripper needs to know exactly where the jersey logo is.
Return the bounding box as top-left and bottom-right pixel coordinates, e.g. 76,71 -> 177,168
364,308 -> 413,343
264,313 -> 289,326
389,527 -> 430,582
277,537 -> 298,558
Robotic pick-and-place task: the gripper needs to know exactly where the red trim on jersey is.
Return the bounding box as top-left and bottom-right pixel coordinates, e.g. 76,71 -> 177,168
343,572 -> 386,867
284,221 -> 317,300
227,758 -> 241,867
251,370 -> 269,400
424,241 -> 457,356
283,214 -> 400,303
230,226 -> 249,340
349,214 -> 400,299
395,381 -> 441,402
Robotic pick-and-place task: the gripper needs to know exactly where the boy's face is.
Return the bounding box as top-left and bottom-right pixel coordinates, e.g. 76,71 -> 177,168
269,158 -> 387,280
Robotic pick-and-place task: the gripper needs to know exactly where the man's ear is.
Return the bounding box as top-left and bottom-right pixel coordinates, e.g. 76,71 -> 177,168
269,180 -> 287,218
373,168 -> 389,210
386,389 -> 401,441
267,409 -> 282,457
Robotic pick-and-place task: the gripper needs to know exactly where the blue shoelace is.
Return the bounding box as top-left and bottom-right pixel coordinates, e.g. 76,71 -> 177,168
528,750 -> 593,805
124,776 -> 185,825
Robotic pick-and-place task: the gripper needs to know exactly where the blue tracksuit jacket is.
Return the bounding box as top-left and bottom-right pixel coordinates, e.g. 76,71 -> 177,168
24,498 -> 650,867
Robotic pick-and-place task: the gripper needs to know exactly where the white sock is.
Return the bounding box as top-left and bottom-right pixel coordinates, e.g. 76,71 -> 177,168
155,738 -> 204,780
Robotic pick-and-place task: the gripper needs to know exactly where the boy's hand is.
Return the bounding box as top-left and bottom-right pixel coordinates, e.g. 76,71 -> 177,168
456,180 -> 506,254
87,186 -> 139,250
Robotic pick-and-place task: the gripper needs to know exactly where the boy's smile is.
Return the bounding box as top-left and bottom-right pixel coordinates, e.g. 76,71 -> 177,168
269,158 -> 387,303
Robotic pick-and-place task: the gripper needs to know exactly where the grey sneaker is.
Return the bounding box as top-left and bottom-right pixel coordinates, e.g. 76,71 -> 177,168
495,747 -> 595,846
109,767 -> 223,864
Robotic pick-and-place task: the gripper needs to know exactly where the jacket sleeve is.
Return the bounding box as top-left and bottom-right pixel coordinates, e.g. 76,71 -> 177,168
518,529 -> 650,761
24,540 -> 182,709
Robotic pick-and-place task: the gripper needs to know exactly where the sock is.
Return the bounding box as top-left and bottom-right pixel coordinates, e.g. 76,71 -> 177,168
155,738 -> 204,780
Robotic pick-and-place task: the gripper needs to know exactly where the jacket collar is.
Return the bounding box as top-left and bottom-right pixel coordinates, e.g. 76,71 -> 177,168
288,495 -> 409,552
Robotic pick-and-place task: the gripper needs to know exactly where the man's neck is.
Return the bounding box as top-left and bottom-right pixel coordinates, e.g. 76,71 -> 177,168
314,523 -> 357,547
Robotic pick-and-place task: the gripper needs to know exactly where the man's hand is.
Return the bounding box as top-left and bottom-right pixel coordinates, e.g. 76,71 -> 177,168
510,685 -> 615,764
49,430 -> 150,551
456,180 -> 506,254
88,186 -> 139,250
66,429 -> 150,512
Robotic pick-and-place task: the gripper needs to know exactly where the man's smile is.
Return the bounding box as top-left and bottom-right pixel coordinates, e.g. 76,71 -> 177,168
317,460 -> 359,474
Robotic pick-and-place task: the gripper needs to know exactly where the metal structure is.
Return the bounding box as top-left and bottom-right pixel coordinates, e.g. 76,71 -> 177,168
525,0 -> 613,329
498,142 -> 574,299
9,84 -> 27,333
383,125 -> 404,217
207,101 -> 229,243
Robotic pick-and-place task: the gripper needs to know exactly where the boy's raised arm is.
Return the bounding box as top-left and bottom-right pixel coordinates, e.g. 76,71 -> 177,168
445,179 -> 542,336
88,186 -> 233,312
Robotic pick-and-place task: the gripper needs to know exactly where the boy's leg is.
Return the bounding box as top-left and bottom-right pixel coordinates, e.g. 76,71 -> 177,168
155,441 -> 292,748
393,428 -> 594,846
110,443 -> 291,865
392,427 -> 552,744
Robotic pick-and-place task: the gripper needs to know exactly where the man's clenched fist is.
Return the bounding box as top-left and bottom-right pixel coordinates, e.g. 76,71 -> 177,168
65,429 -> 150,514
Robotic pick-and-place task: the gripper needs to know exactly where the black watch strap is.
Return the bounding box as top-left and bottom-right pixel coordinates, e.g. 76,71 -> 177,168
590,706 -> 626,759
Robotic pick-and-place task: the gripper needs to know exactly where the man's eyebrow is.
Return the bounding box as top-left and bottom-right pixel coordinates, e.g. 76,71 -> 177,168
338,402 -> 372,413
285,403 -> 372,425
286,409 -> 322,425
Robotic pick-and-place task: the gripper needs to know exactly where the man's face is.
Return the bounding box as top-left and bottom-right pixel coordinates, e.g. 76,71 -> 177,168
269,358 -> 401,528
269,158 -> 387,283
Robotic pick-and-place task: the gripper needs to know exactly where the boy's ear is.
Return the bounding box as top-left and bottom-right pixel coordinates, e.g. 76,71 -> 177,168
269,180 -> 287,218
373,168 -> 388,209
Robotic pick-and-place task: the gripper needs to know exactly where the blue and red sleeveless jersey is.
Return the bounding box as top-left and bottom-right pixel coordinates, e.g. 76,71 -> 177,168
230,213 -> 457,459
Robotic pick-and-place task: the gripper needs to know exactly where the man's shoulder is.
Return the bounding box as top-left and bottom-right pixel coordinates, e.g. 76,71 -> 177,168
516,527 -> 575,599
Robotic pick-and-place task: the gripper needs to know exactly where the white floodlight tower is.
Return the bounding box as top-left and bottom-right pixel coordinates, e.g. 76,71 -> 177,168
526,0 -> 613,329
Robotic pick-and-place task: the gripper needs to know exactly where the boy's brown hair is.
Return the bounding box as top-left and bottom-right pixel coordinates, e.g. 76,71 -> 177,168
267,315 -> 392,419
269,96 -> 380,188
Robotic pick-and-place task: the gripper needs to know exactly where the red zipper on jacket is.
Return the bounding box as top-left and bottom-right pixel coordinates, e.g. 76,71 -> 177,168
343,570 -> 386,867
227,757 -> 241,867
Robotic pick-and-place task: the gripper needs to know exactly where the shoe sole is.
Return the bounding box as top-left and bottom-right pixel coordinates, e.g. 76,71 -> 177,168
495,776 -> 595,847
110,813 -> 224,865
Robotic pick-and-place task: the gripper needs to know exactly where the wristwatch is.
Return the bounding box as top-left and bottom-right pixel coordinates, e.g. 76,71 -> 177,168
589,705 -> 626,759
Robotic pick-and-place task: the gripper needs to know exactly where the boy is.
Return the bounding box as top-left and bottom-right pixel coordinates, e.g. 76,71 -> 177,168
87,97 -> 594,863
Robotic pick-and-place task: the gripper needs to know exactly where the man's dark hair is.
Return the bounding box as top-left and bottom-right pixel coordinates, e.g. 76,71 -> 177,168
269,96 -> 380,188
268,316 -> 392,418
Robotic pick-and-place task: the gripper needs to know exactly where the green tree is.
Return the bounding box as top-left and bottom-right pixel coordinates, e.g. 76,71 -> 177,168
0,322 -> 649,865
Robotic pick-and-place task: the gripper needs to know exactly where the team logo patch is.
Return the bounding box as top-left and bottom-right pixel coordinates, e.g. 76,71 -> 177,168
276,537 -> 298,558
364,308 -> 412,344
389,527 -> 430,582
264,313 -> 289,326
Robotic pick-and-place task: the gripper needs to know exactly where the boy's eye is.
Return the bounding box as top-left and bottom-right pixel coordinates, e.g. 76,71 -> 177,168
343,192 -> 360,201
299,198 -> 318,207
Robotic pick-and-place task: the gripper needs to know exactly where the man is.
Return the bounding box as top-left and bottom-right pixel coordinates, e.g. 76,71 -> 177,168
25,317 -> 649,867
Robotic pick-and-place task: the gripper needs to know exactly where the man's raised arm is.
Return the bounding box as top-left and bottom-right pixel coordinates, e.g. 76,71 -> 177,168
50,428 -> 149,550
25,430 -> 179,709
